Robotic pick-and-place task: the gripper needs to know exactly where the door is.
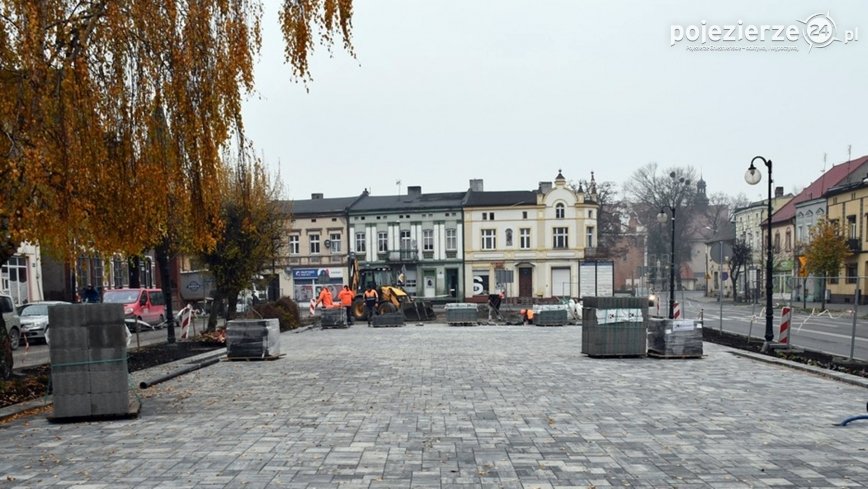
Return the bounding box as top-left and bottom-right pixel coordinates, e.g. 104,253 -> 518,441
519,268 -> 533,298
423,271 -> 436,298
552,267 -> 571,297
446,269 -> 458,297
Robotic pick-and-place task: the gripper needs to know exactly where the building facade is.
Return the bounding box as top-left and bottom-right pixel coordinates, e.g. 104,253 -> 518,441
463,172 -> 598,301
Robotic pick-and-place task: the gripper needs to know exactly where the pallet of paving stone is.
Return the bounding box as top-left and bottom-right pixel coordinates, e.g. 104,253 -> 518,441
533,305 -> 569,326
445,303 -> 478,325
226,318 -> 281,358
647,318 -> 703,358
647,351 -> 704,359
320,307 -> 349,329
47,303 -> 134,421
371,312 -> 405,327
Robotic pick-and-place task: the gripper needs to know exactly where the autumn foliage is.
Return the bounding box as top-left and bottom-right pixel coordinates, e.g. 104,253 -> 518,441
0,0 -> 354,378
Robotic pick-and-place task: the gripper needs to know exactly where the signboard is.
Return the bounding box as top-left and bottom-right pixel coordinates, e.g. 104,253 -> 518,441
579,259 -> 614,298
292,268 -> 344,280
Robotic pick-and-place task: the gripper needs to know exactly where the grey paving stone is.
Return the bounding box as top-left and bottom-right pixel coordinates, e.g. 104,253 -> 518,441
3,325 -> 868,488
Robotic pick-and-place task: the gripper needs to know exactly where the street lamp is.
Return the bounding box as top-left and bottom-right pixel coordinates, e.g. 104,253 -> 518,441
657,208 -> 676,318
745,156 -> 774,349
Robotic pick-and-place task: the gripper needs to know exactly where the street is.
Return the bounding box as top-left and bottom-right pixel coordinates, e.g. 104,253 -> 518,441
675,291 -> 868,360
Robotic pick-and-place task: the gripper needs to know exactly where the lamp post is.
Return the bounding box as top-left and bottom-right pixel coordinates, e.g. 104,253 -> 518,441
745,156 -> 775,349
656,172 -> 690,319
657,207 -> 676,318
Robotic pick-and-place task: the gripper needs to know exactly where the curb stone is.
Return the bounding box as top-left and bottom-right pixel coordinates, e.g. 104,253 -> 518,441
728,348 -> 868,389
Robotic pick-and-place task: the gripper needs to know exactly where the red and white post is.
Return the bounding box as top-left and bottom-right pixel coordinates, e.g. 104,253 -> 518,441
673,301 -> 681,320
778,306 -> 792,344
179,304 -> 193,339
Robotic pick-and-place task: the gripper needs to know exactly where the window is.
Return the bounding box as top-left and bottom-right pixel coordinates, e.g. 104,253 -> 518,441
586,226 -> 595,248
785,230 -> 792,251
848,215 -> 857,239
446,229 -> 457,250
329,232 -> 341,253
400,230 -> 412,250
378,231 -> 388,253
482,229 -> 496,250
522,211 -> 527,219
289,235 -> 300,255
112,257 -> 127,288
422,229 -> 434,251
553,227 -> 568,249
555,203 -> 565,219
798,226 -> 805,242
310,234 -> 320,254
505,229 -> 513,247
847,264 -> 858,284
355,232 -> 366,253
774,232 -> 780,253
588,210 -> 594,219
520,228 -> 531,249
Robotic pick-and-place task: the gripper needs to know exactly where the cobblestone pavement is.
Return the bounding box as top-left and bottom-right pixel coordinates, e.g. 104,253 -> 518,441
2,324 -> 868,488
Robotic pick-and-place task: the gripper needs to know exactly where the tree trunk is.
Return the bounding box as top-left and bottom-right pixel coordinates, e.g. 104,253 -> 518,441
821,279 -> 827,310
207,291 -> 224,332
128,256 -> 141,288
155,242 -> 176,344
227,288 -> 239,320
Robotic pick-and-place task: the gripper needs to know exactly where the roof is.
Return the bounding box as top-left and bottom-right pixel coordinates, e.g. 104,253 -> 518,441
277,195 -> 361,216
350,191 -> 467,213
770,155 -> 868,224
822,158 -> 868,198
463,190 -> 537,207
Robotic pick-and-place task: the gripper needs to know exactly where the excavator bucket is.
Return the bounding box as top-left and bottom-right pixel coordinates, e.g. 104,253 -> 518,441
400,300 -> 436,321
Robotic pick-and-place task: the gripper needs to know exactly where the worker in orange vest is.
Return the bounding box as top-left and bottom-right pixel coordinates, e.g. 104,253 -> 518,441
363,285 -> 379,326
338,285 -> 355,325
315,286 -> 334,308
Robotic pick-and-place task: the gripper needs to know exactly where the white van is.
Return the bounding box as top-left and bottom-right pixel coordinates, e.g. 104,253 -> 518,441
1,293 -> 21,350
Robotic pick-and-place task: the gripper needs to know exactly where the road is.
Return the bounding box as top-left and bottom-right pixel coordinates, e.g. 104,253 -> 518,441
676,291 -> 868,361
11,325 -> 194,370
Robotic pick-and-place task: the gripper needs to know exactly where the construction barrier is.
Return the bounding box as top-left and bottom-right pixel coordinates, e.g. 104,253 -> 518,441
309,299 -> 316,316
673,302 -> 681,319
179,304 -> 194,339
779,306 -> 792,344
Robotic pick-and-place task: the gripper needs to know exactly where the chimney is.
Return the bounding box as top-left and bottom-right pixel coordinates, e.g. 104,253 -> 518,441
774,186 -> 784,198
311,193 -> 323,200
538,181 -> 553,193
469,179 -> 483,192
407,186 -> 422,196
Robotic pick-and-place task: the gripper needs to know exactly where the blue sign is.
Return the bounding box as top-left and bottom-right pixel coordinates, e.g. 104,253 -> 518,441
293,268 -> 319,279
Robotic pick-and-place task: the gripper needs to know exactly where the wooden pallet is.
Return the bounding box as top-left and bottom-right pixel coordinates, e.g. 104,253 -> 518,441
224,353 -> 286,361
647,351 -> 703,359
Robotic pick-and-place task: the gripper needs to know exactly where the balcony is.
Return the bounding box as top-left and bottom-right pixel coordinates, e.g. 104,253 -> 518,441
386,248 -> 418,263
847,239 -> 861,253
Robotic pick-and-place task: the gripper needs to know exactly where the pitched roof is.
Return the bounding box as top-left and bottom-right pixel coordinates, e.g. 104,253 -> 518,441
770,155 -> 868,224
350,191 -> 467,212
277,195 -> 361,216
463,190 -> 537,207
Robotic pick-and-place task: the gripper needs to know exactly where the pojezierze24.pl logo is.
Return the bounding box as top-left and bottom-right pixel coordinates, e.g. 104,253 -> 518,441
670,12 -> 859,52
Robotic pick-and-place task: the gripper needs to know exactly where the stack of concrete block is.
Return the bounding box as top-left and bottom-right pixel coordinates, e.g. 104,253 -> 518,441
647,318 -> 703,358
226,318 -> 281,358
445,303 -> 478,326
533,305 -> 570,326
371,312 -> 404,327
48,304 -> 129,419
581,296 -> 648,357
321,307 -> 348,329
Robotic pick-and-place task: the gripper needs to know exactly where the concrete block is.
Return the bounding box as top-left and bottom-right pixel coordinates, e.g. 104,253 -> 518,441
53,393 -> 91,418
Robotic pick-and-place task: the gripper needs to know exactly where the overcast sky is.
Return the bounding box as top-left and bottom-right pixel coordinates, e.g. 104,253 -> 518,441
242,1 -> 868,202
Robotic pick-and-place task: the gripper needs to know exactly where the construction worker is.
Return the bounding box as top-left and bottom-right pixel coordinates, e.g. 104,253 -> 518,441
338,285 -> 355,325
363,284 -> 378,326
315,286 -> 334,308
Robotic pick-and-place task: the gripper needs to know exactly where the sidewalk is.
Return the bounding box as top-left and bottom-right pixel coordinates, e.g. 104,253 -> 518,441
1,324 -> 867,488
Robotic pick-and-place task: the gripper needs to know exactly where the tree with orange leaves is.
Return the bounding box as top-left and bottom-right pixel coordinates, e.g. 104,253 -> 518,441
0,0 -> 354,378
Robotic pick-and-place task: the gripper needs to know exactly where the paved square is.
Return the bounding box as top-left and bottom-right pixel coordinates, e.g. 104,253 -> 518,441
1,324 -> 867,488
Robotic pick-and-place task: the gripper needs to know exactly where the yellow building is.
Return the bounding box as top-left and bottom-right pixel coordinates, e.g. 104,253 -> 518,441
824,181 -> 868,303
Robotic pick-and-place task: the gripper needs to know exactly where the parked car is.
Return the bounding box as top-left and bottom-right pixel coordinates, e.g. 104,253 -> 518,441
19,301 -> 70,343
102,288 -> 167,326
1,293 -> 22,350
